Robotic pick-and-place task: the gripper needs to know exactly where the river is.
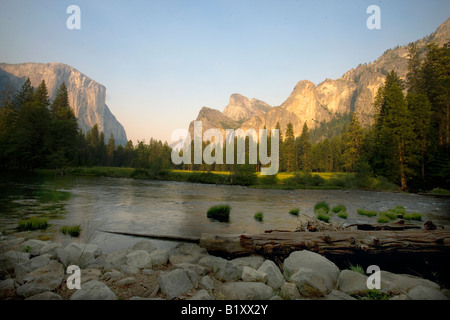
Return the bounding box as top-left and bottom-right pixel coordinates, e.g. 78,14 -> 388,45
1,174 -> 449,254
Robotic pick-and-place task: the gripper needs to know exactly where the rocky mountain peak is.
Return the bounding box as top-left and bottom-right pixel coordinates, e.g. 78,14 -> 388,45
223,93 -> 272,122
189,18 -> 450,139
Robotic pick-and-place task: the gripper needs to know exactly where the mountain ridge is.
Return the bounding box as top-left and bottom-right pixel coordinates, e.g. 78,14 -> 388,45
190,18 -> 450,138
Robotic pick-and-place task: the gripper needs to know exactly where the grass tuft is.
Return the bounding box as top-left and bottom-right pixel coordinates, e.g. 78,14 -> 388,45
314,201 -> 330,214
254,212 -> 264,222
17,217 -> 49,231
60,225 -> 82,237
289,208 -> 300,216
207,204 -> 231,222
357,209 -> 377,217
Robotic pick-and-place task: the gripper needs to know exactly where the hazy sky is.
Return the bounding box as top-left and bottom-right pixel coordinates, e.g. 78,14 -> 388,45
1,0 -> 449,143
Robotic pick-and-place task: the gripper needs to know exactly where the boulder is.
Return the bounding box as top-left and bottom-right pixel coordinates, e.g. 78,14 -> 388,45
0,251 -> 30,272
126,250 -> 152,269
241,266 -> 268,283
198,256 -> 242,281
169,243 -> 207,265
105,249 -> 127,268
0,278 -> 16,299
231,256 -> 264,270
289,267 -> 328,297
39,242 -> 63,259
258,260 -> 285,290
158,269 -> 194,299
201,275 -> 214,292
283,250 -> 339,291
15,255 -> 51,284
380,271 -> 440,295
81,268 -> 102,284
17,261 -> 64,298
174,263 -> 207,276
408,286 -> 448,300
64,243 -> 102,268
120,265 -> 139,275
216,262 -> 242,281
19,240 -> 47,256
70,279 -> 117,300
220,282 -> 273,300
198,255 -> 227,273
127,240 -> 156,255
280,282 -> 301,300
149,250 -> 169,267
337,270 -> 369,296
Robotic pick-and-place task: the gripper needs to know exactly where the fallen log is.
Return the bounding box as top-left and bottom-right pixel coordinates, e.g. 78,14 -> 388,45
199,229 -> 450,259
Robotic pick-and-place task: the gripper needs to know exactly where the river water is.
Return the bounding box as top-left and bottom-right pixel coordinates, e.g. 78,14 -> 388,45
1,174 -> 449,254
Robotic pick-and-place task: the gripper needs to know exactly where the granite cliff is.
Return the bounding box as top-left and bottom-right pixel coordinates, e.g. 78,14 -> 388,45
190,18 -> 450,137
0,63 -> 127,146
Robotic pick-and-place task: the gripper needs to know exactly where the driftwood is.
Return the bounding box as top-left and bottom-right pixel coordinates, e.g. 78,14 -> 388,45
101,221 -> 450,260
199,229 -> 450,259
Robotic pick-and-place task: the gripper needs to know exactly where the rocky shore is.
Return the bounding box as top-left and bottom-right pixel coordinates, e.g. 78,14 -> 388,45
1,237 -> 449,300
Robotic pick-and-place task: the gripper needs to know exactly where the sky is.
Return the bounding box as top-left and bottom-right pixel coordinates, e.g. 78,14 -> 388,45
0,0 -> 449,143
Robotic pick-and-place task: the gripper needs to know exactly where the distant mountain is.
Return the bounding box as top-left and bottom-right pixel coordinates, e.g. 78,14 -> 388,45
190,18 -> 450,138
0,62 -> 128,146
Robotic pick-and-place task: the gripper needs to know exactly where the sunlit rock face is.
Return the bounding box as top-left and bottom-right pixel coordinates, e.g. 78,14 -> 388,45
0,62 -> 127,145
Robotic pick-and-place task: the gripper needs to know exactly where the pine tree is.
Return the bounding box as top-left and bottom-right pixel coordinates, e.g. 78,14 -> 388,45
12,78 -> 34,110
342,112 -> 364,172
275,121 -> 285,171
296,122 -> 312,172
407,93 -> 432,181
49,82 -> 78,168
284,122 -> 296,172
107,133 -> 116,166
11,80 -> 52,169
406,42 -> 424,95
34,80 -> 50,108
373,71 -> 416,190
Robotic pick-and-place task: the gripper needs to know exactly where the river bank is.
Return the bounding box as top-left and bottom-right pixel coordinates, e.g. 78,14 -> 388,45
1,237 -> 449,300
32,167 -> 404,192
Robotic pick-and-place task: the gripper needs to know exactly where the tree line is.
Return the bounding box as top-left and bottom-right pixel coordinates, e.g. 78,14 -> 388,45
0,79 -> 170,171
177,42 -> 449,191
1,42 -> 448,191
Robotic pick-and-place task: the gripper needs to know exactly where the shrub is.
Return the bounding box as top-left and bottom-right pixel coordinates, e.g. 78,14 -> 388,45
207,204 -> 231,222
60,225 -> 81,237
357,209 -> 377,217
289,208 -> 300,216
286,172 -> 326,187
254,212 -> 264,222
259,174 -> 279,186
17,218 -> 49,231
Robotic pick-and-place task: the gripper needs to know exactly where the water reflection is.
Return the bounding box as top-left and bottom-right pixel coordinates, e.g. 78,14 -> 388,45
1,174 -> 449,253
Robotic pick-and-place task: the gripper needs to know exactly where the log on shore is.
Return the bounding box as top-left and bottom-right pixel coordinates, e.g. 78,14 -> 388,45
199,229 -> 450,259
